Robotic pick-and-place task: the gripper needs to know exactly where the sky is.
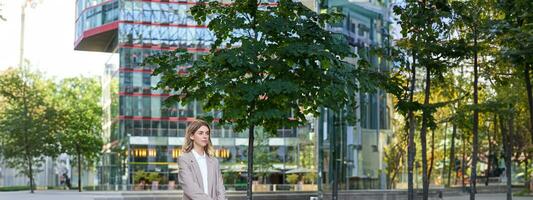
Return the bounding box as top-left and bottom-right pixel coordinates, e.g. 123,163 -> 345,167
0,0 -> 112,79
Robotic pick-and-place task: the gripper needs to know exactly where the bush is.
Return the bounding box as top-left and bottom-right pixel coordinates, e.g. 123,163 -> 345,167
303,172 -> 317,184
0,186 -> 32,191
286,174 -> 299,184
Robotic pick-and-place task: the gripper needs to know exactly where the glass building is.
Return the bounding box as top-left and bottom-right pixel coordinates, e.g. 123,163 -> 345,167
314,0 -> 393,193
75,0 -> 392,192
75,0 -> 311,190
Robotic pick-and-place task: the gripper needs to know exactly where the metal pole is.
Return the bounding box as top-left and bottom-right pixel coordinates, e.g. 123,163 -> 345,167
127,133 -> 131,191
19,4 -> 25,70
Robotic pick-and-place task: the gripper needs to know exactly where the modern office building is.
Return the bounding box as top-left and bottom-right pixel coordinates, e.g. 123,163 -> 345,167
314,0 -> 394,192
74,0 -> 392,191
75,0 -> 309,190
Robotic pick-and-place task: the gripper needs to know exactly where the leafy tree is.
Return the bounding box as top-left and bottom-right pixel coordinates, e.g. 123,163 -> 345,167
393,0 -> 459,199
144,0 -> 389,198
384,129 -> 406,189
0,68 -> 62,193
55,77 -> 103,192
492,0 -> 533,193
493,0 -> 533,143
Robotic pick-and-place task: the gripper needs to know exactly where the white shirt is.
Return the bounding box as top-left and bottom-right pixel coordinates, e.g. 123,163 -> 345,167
192,150 -> 209,195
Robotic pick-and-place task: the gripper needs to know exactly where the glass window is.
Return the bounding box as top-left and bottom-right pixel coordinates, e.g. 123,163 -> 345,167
161,121 -> 169,136
143,96 -> 151,117
133,1 -> 142,21
160,3 -> 169,24
132,72 -> 142,88
169,121 -> 177,137
134,120 -> 142,136
142,73 -> 151,87
369,93 -> 377,129
133,24 -> 142,45
135,96 -> 142,116
151,2 -> 161,23
142,25 -> 152,45
124,96 -> 132,116
123,1 -> 134,21
119,96 -> 125,115
125,119 -> 133,136
151,96 -> 161,117
143,120 -> 151,136
142,2 -> 152,22
177,5 -> 187,25
178,122 -> 186,137
152,121 -> 160,136
360,94 -> 368,129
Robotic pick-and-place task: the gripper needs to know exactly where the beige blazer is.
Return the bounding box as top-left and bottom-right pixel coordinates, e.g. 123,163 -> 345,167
178,151 -> 226,200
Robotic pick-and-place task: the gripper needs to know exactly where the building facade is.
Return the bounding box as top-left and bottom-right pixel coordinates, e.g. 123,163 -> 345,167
315,0 -> 393,193
75,0 -> 309,190
74,0 -> 392,192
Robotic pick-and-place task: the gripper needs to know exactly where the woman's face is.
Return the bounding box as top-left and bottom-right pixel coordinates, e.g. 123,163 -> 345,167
190,125 -> 210,148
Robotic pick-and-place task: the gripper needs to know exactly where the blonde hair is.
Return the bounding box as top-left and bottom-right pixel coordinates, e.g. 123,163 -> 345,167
182,119 -> 215,157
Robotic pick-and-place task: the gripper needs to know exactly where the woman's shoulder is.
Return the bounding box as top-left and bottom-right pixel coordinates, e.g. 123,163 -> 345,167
178,151 -> 193,162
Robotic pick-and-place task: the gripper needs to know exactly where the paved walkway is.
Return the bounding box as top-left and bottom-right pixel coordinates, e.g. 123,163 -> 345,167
0,191 -> 94,200
443,193 -> 533,200
1,190 -> 533,200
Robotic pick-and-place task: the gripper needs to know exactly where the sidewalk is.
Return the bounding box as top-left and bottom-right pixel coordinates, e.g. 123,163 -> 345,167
1,190 -> 533,200
443,193 -> 533,200
0,190 -> 97,200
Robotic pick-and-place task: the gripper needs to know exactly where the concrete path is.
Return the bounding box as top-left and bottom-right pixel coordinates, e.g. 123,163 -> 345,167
1,190 -> 533,200
0,190 -> 97,200
443,193 -> 533,200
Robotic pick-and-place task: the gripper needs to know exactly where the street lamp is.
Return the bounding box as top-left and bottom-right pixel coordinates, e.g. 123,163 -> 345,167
19,0 -> 41,70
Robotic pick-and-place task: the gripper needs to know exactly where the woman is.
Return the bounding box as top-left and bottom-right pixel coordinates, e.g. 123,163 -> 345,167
178,119 -> 226,200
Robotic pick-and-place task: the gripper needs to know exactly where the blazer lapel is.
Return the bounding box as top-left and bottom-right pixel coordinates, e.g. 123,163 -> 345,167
185,152 -> 204,191
207,156 -> 215,197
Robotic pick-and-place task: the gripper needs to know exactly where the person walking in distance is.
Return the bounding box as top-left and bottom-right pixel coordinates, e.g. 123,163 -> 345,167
178,119 -> 226,200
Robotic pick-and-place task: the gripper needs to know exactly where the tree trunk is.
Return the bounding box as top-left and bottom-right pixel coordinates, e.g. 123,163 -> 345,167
247,125 -> 255,200
246,0 -> 258,197
471,28 -> 479,200
21,69 -> 33,193
448,120 -> 457,187
525,159 -> 529,191
443,123 -> 447,187
28,155 -> 34,193
485,118 -> 493,186
420,65 -> 431,200
500,114 -> 512,200
77,145 -> 82,192
407,51 -> 417,200
524,65 -> 533,145
523,64 -> 533,191
462,131 -> 466,191
428,129 -> 435,183
509,114 -> 515,200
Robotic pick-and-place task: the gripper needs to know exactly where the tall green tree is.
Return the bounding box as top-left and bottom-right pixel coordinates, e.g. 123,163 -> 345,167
144,0 -> 390,198
452,1 -> 495,198
493,0 -> 533,190
0,68 -> 62,193
394,0 -> 458,199
56,77 -> 103,192
493,0 -> 533,144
